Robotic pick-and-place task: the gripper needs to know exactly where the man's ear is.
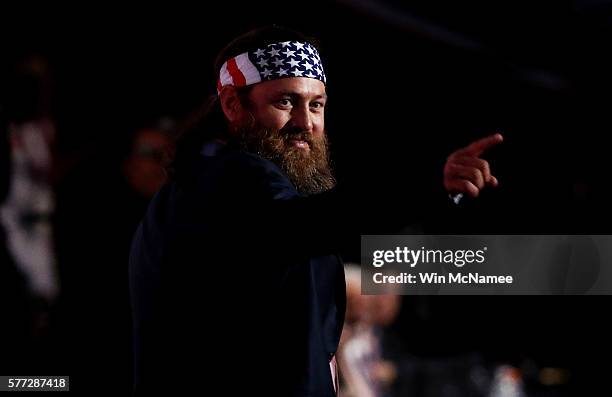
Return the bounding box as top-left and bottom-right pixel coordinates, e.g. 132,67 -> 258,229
219,85 -> 244,124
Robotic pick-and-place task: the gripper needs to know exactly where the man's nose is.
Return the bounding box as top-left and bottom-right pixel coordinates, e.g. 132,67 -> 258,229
290,104 -> 313,133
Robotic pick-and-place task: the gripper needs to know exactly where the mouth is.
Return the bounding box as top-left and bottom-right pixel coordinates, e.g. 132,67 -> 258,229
288,139 -> 310,150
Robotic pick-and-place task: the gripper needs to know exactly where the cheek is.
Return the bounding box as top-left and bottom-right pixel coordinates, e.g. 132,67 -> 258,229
255,107 -> 290,130
312,114 -> 325,137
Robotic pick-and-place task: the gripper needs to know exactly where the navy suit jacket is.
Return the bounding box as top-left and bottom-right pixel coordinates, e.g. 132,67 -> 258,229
129,143 -> 346,396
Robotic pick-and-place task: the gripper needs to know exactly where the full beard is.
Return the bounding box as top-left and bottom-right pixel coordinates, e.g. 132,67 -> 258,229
236,122 -> 336,195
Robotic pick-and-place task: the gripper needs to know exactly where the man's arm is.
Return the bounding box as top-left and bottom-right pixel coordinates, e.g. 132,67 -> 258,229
223,133 -> 504,256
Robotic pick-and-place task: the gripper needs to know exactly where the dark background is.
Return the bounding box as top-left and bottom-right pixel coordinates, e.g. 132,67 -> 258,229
2,0 -> 612,395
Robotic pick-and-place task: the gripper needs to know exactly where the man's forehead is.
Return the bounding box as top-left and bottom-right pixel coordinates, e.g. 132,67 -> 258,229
252,77 -> 327,98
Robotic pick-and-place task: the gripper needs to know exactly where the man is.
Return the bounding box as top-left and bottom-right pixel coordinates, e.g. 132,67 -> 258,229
129,25 -> 502,396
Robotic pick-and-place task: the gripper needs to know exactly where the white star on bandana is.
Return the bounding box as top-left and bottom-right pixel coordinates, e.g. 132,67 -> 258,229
282,49 -> 296,58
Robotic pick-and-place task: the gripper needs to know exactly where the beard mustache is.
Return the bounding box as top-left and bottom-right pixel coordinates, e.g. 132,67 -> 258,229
235,119 -> 336,195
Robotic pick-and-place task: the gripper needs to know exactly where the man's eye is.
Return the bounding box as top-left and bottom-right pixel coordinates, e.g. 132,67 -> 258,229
277,98 -> 292,107
310,101 -> 324,109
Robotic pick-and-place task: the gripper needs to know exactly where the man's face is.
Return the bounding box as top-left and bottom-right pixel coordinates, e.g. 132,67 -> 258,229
232,77 -> 335,195
125,129 -> 170,198
246,77 -> 327,148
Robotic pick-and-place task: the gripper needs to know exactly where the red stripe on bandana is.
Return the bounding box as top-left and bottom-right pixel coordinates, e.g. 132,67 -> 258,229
226,57 -> 246,87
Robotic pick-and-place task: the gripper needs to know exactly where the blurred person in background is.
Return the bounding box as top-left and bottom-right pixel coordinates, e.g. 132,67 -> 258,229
121,119 -> 175,244
123,121 -> 174,199
341,265 -> 504,397
1,56 -> 59,305
0,55 -> 60,375
339,264 -> 401,397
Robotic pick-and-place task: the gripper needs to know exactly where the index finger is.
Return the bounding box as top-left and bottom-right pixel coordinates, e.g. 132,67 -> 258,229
461,133 -> 503,156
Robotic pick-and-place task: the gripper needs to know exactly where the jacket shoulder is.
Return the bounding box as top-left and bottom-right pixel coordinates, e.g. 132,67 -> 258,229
207,150 -> 298,200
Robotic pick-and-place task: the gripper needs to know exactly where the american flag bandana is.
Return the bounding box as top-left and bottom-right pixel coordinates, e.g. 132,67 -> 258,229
217,41 -> 326,93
